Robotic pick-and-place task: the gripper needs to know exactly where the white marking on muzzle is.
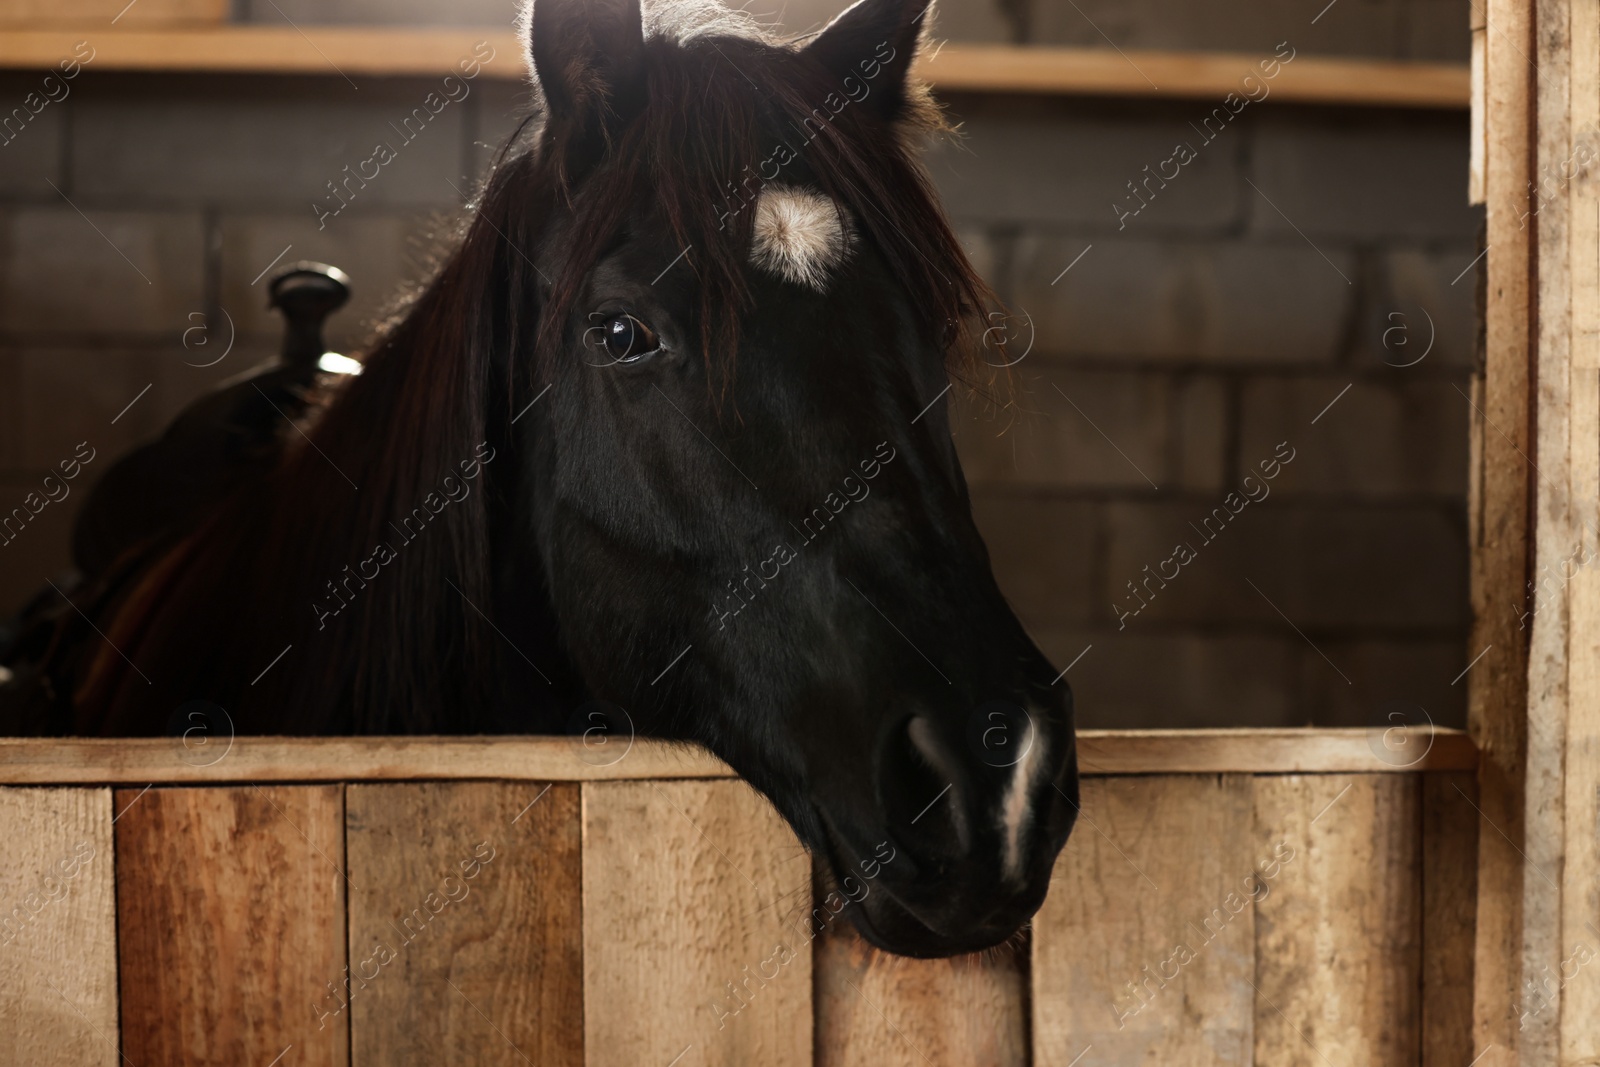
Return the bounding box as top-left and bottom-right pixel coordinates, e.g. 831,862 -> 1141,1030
999,719 -> 1046,884
749,185 -> 853,292
908,717 -> 968,845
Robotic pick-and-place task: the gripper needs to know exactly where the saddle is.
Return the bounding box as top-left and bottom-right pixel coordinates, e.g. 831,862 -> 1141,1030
0,264 -> 356,734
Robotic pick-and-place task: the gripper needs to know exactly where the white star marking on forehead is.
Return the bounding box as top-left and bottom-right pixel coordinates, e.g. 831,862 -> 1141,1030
749,185 -> 855,292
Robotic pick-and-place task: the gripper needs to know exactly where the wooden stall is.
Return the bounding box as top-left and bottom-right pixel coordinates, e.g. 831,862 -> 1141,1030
0,728 -> 1476,1065
1465,0 -> 1600,1062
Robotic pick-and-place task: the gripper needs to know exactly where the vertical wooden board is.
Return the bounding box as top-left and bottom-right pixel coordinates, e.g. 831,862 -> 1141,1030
1524,0 -> 1576,1059
345,781 -> 583,1066
1032,775 -> 1257,1066
1562,555 -> 1600,1062
1252,775 -> 1420,1067
1472,0 -> 1535,1052
582,779 -> 812,1067
117,785 -> 349,1066
1423,772 -> 1479,1067
0,787 -> 117,1067
1564,2 -> 1600,1056
815,913 -> 1025,1067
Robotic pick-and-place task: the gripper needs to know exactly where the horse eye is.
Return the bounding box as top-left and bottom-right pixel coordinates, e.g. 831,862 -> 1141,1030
600,314 -> 660,363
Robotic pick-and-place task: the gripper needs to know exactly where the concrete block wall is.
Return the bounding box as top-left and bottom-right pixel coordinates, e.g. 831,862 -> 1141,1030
941,95 -> 1478,730
0,0 -> 1478,729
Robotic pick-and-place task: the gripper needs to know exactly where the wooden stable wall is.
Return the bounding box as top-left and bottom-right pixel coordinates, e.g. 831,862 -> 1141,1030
0,729 -> 1476,1066
1467,0 -> 1600,1062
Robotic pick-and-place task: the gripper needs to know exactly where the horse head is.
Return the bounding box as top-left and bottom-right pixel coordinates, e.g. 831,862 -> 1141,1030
513,0 -> 1079,957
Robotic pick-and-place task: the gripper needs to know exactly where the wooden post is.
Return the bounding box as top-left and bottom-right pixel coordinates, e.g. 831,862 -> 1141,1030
1473,0 -> 1600,1060
1470,0 -> 1534,1053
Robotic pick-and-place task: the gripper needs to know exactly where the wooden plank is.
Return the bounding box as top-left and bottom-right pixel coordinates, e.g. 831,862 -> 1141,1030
582,780 -> 812,1066
0,728 -> 1478,785
345,781 -> 583,1066
1563,6 -> 1600,1060
1561,407 -> 1600,1060
1252,775 -> 1421,1067
921,46 -> 1469,107
1423,771 -> 1479,1067
0,735 -> 735,784
815,917 -> 1026,1066
0,0 -> 224,26
1032,775 -> 1257,1065
0,787 -> 118,1067
1075,728 -> 1478,775
116,785 -> 349,1066
0,30 -> 1469,108
1521,0 -> 1576,1057
1470,0 -> 1536,1051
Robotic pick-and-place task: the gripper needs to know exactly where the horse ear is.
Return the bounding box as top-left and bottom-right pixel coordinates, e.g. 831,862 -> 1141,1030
522,0 -> 646,149
803,0 -> 930,124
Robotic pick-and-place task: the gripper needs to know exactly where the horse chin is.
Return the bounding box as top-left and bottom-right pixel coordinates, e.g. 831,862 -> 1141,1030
839,878 -> 1024,959
813,821 -> 1031,959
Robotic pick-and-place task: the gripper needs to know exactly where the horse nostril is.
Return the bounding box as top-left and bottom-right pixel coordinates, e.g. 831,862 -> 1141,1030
878,716 -> 968,861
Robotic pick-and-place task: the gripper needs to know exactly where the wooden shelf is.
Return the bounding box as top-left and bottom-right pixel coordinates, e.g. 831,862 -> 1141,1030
0,28 -> 1468,108
923,43 -> 1468,108
0,727 -> 1476,784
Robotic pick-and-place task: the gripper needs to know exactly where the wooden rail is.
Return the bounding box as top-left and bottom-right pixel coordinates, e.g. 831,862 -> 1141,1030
0,726 -> 1477,784
0,28 -> 1471,108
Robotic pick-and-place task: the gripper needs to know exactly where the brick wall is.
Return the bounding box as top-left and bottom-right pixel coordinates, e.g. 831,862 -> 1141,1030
0,0 -> 1479,729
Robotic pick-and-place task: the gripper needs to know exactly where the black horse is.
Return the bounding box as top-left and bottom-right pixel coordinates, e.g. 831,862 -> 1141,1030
0,0 -> 1078,958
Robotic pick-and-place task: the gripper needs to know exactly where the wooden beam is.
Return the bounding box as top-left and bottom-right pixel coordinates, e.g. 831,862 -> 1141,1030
0,29 -> 1469,108
1468,0 -> 1537,1053
1075,727 -> 1479,775
923,44 -> 1470,108
0,735 -> 734,784
1521,0 -> 1575,1062
0,728 -> 1477,785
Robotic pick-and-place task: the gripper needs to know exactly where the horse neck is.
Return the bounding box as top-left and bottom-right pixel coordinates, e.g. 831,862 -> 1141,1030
272,244 -> 578,732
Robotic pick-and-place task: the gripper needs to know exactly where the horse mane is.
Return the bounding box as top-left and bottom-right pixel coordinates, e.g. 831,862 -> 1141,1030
114,0 -> 999,735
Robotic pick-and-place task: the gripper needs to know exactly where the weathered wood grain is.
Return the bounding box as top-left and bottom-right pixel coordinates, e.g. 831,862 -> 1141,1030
1074,728 -> 1477,775
1560,1 -> 1600,1055
1560,421 -> 1600,1063
582,779 -> 812,1066
345,781 -> 583,1066
116,785 -> 349,1066
0,787 -> 117,1067
0,735 -> 732,784
0,728 -> 1477,785
1032,775 -> 1257,1066
1252,775 -> 1420,1067
1522,3 -> 1577,1061
1471,0 -> 1535,1055
1423,771 -> 1479,1067
815,914 -> 1026,1067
